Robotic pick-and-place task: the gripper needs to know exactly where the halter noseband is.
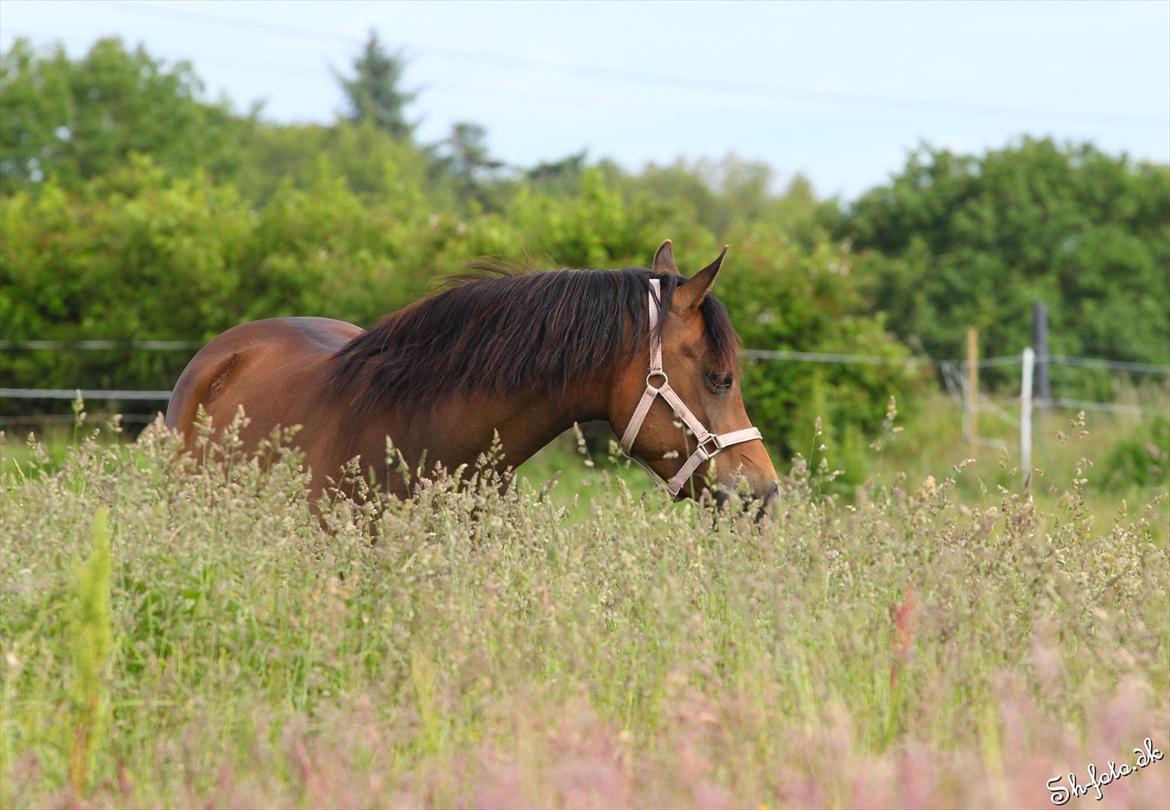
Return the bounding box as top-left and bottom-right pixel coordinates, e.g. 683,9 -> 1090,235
620,278 -> 764,498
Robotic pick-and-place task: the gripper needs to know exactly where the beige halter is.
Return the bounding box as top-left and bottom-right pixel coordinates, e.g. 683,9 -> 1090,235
620,278 -> 764,498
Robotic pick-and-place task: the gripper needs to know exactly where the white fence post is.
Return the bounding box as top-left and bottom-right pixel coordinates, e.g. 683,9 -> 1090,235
1020,347 -> 1035,480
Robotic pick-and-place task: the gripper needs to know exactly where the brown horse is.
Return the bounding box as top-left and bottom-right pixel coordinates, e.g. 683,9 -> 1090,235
165,240 -> 779,508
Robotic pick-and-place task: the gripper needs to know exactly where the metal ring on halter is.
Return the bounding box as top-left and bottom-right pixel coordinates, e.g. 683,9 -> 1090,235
696,433 -> 723,460
645,370 -> 668,390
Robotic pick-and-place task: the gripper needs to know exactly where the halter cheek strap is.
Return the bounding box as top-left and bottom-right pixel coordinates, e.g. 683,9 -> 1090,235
620,278 -> 764,498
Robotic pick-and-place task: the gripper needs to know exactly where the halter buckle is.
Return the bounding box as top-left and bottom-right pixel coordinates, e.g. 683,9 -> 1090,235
696,433 -> 723,460
645,370 -> 668,390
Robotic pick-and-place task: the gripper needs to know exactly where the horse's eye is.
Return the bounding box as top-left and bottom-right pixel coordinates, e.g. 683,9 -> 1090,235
705,372 -> 733,393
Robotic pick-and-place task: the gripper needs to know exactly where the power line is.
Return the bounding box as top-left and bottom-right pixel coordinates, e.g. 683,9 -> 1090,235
418,49 -> 1166,129
743,348 -> 937,367
1050,397 -> 1145,415
100,0 -> 1168,129
1048,354 -> 1170,376
103,1 -> 364,46
5,26 -> 952,123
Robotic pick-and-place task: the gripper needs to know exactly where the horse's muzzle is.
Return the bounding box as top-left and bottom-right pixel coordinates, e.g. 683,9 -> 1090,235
709,480 -> 780,521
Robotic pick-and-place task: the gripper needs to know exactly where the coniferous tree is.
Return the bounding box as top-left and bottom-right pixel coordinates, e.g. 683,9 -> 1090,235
335,30 -> 418,141
429,121 -> 505,209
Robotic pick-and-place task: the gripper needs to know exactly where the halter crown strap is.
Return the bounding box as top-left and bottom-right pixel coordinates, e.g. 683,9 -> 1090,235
620,278 -> 763,497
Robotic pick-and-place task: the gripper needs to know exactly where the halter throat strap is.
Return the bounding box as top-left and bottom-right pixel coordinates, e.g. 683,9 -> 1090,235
619,278 -> 763,497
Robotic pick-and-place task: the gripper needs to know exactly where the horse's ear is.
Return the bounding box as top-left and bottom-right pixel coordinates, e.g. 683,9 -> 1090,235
652,239 -> 680,275
674,245 -> 728,311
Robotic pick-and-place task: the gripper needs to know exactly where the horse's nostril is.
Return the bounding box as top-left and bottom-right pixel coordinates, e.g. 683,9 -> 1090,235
706,483 -> 775,515
712,487 -> 731,511
753,481 -> 780,522
762,481 -> 780,507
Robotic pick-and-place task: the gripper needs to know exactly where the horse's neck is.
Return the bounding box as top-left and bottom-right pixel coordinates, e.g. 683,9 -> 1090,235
357,378 -> 611,492
473,385 -> 606,463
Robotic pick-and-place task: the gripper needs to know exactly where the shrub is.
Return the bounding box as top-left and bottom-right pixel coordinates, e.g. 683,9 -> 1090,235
1098,412 -> 1170,493
839,138 -> 1170,393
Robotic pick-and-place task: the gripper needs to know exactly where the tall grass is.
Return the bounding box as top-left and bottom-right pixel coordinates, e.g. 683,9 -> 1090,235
67,507 -> 113,798
1,413 -> 1167,808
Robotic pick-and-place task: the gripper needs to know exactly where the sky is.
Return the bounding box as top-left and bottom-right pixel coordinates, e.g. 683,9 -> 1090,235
2,0 -> 1168,199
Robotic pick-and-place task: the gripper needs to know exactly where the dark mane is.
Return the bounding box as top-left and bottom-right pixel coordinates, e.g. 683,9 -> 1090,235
329,266 -> 739,414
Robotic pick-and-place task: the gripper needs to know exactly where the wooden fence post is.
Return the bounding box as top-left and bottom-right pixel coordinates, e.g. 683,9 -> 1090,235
966,327 -> 978,460
1021,347 -> 1034,482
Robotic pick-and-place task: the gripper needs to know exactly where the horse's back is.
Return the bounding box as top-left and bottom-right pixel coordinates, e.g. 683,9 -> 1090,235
165,317 -> 363,443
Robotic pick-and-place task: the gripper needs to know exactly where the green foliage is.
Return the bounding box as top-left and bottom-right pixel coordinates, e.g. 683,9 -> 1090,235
430,121 -> 506,210
840,138 -> 1170,391
232,120 -> 437,205
0,159 -> 256,396
0,158 -> 462,398
1098,413 -> 1170,493
716,229 -> 923,460
0,37 -> 249,191
633,155 -> 835,246
499,167 -> 676,266
524,149 -> 589,194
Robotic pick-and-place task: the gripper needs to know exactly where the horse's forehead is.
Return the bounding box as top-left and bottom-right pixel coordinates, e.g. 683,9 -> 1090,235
663,313 -> 707,356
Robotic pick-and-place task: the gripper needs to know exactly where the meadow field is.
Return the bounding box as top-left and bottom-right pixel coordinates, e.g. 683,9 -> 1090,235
1,398 -> 1168,809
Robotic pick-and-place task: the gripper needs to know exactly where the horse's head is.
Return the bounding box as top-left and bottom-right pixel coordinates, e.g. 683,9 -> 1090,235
610,240 -> 779,513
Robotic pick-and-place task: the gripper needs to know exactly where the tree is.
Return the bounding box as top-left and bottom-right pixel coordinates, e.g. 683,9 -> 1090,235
839,138 -> 1170,392
0,37 -> 248,190
431,121 -> 505,209
630,155 -> 833,246
524,149 -> 588,195
232,120 -> 437,206
335,30 -> 417,141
